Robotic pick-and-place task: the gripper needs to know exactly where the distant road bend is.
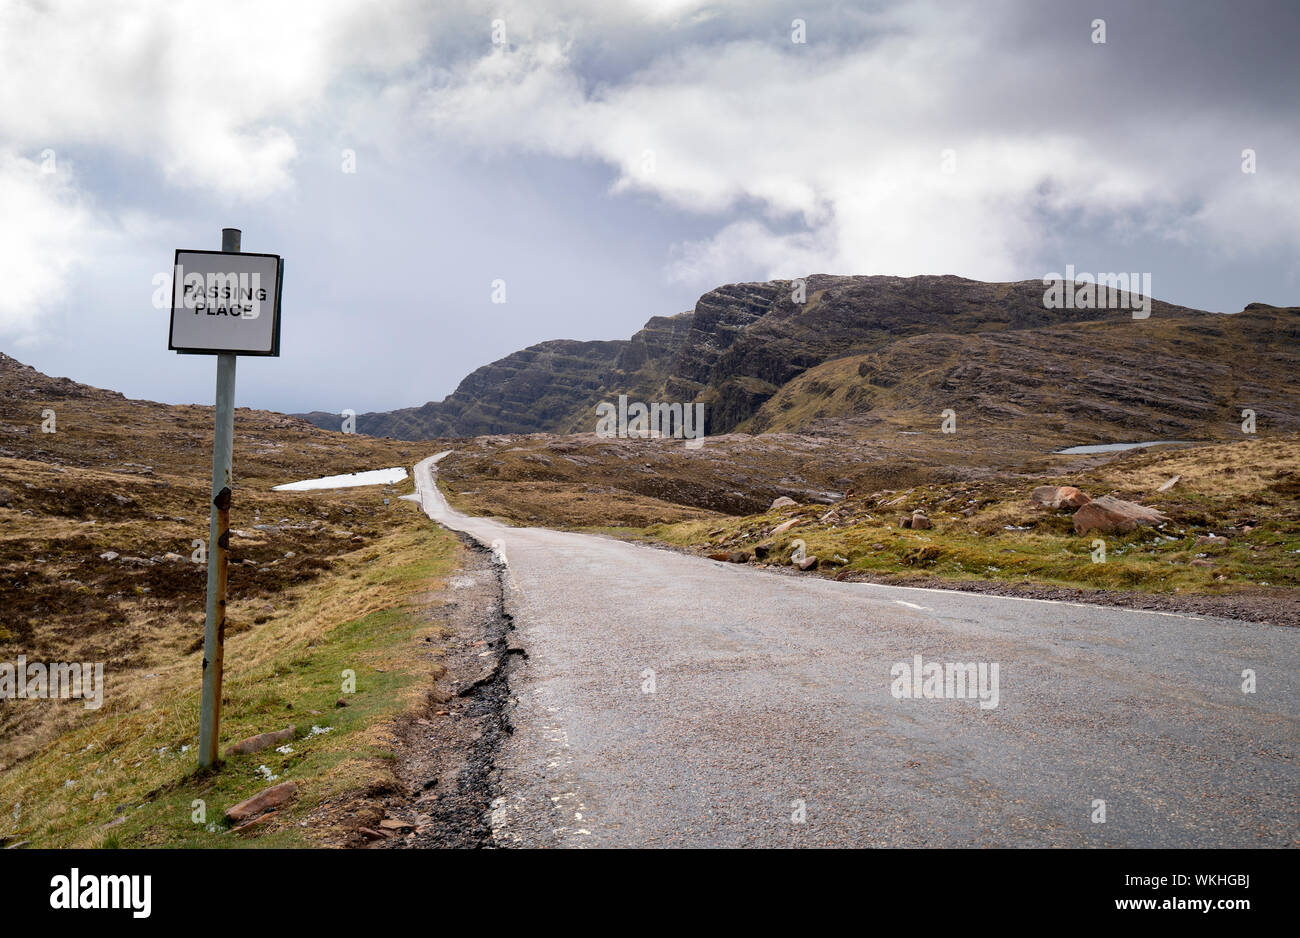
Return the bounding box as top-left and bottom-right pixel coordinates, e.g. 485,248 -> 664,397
413,453 -> 1299,848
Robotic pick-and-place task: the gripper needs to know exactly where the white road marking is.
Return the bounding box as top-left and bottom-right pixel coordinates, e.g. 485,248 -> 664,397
893,600 -> 932,611
860,581 -> 1206,620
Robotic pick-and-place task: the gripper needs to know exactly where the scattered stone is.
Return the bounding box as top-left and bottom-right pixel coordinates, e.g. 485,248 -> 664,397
225,781 -> 298,823
910,512 -> 933,530
99,551 -> 119,561
1189,559 -> 1215,568
226,726 -> 296,757
771,518 -> 803,536
379,818 -> 414,831
162,552 -> 184,562
753,542 -> 774,560
1072,496 -> 1167,535
770,496 -> 798,510
898,516 -> 912,529
1157,475 -> 1181,493
1195,534 -> 1229,546
794,555 -> 819,571
111,493 -> 135,507
358,827 -> 390,840
335,698 -> 349,708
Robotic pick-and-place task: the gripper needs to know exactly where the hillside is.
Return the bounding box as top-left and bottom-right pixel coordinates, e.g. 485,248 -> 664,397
749,301 -> 1300,440
305,274 -> 1254,441
301,312 -> 694,438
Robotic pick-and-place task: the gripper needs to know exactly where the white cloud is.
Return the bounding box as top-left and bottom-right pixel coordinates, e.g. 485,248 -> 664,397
0,0 -> 436,197
421,2 -> 1300,289
0,150 -> 102,342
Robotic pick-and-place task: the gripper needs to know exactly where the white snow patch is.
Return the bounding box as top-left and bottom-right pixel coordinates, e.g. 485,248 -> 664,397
272,468 -> 408,491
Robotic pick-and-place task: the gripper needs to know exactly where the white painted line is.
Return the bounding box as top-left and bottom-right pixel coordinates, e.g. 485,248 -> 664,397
857,581 -> 1205,620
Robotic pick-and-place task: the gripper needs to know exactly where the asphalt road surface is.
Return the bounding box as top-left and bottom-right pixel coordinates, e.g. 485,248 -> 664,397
413,454 -> 1298,848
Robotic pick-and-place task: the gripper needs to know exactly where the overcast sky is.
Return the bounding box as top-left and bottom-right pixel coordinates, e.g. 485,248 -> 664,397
1,0 -> 1296,414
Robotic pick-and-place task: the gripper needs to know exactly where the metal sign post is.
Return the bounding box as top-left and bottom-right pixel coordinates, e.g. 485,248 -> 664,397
169,227 -> 283,769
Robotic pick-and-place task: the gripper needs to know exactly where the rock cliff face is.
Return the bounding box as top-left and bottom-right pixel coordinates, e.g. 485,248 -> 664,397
301,312 -> 695,439
301,274 -> 1280,442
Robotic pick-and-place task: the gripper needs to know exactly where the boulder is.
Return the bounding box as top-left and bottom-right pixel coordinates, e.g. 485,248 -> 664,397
794,555 -> 819,571
910,512 -> 933,530
897,516 -> 912,529
770,496 -> 798,510
771,518 -> 803,536
226,726 -> 295,757
709,551 -> 751,564
1072,496 -> 1167,535
1032,485 -> 1092,510
225,781 -> 298,823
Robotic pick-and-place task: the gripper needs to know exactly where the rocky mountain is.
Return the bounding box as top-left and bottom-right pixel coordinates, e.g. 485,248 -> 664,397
302,274 -> 1297,444
301,312 -> 694,438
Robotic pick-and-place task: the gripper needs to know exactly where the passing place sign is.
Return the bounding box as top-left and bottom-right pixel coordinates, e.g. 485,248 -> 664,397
169,249 -> 283,356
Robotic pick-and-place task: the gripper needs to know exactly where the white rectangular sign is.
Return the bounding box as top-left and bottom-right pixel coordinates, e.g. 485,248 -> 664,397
169,249 -> 282,355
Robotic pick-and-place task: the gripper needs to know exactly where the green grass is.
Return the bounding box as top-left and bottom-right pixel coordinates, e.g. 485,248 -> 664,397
0,524 -> 461,848
646,509 -> 1299,595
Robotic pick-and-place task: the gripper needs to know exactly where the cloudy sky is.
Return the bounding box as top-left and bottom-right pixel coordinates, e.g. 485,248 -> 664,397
1,0 -> 1296,414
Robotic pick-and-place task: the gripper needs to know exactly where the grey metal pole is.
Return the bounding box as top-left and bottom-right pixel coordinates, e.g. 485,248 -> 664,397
198,227 -> 241,769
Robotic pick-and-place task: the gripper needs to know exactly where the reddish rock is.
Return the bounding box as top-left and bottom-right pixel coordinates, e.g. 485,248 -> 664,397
1032,485 -> 1092,510
898,516 -> 912,529
794,555 -> 819,571
225,781 -> 298,823
910,512 -> 933,530
709,551 -> 751,563
1072,496 -> 1167,535
232,812 -> 279,835
226,725 -> 295,757
770,496 -> 798,510
771,518 -> 803,536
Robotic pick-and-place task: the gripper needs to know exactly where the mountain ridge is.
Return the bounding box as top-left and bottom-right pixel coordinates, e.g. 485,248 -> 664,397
304,273 -> 1281,442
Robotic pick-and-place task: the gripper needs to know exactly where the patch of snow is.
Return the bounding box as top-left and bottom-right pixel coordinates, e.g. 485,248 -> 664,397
272,468 -> 408,492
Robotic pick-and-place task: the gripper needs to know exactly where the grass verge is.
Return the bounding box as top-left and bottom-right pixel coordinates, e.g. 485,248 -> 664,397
0,523 -> 461,848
